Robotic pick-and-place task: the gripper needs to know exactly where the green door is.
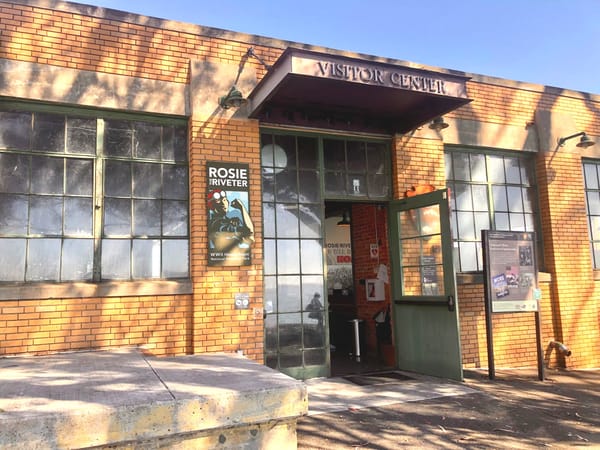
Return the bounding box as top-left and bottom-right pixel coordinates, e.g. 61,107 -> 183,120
389,189 -> 463,381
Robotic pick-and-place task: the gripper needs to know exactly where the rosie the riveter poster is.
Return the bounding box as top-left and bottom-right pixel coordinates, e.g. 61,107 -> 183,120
207,162 -> 254,266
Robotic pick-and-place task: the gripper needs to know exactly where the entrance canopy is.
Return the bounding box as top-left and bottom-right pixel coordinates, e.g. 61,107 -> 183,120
247,48 -> 472,134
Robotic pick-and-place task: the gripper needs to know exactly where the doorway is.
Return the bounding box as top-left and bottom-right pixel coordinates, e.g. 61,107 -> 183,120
325,201 -> 395,377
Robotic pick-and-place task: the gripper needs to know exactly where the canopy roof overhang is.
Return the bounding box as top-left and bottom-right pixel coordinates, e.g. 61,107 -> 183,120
247,48 -> 472,134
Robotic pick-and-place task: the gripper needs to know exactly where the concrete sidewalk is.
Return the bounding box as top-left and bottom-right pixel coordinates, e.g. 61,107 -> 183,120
0,348 -> 306,449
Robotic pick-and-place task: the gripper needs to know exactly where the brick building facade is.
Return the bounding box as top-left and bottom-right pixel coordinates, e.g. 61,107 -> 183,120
0,0 -> 598,380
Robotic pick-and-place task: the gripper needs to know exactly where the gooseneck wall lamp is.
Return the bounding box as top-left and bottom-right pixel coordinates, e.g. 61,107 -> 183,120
429,116 -> 449,131
558,131 -> 595,148
218,47 -> 272,110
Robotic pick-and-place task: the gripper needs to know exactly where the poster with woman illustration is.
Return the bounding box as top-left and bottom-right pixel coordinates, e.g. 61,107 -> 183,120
207,162 -> 254,266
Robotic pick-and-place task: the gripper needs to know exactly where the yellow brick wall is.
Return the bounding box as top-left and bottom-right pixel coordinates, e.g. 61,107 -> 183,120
0,0 -> 598,369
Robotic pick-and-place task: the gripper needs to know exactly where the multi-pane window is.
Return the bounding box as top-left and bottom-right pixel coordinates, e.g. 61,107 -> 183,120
0,107 -> 188,282
583,160 -> 600,268
261,132 -> 326,378
323,138 -> 390,198
445,149 -> 537,272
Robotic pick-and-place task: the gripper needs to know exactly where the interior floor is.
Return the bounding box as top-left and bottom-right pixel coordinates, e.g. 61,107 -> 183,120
330,349 -> 393,377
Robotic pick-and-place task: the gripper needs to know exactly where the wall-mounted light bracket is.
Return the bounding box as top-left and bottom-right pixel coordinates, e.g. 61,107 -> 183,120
218,47 -> 272,110
558,131 -> 595,148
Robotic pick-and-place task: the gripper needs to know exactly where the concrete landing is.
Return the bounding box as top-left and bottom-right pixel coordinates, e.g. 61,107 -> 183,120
0,349 -> 307,449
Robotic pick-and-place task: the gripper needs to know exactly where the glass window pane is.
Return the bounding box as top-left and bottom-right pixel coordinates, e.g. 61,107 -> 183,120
470,154 -> 487,181
0,238 -> 26,281
510,213 -> 526,231
453,153 -> 470,181
492,185 -> 508,211
261,134 -> 275,166
0,194 -> 28,234
302,275 -> 325,310
65,159 -> 93,195
474,212 -> 490,237
104,198 -> 132,236
276,203 -> 299,238
507,186 -> 524,212
264,314 -> 278,353
264,239 -> 276,275
588,191 -> 600,215
162,200 -> 188,236
264,276 -> 277,314
163,165 -> 188,199
277,240 -> 300,274
301,239 -> 323,274
471,185 -> 488,211
30,196 -> 62,235
278,313 -> 302,350
133,199 -> 161,236
324,171 -> 346,195
525,213 -> 535,231
31,156 -> 63,194
297,137 -> 318,169
26,238 -> 61,281
0,153 -> 30,193
133,163 -> 161,198
368,173 -> 389,198
66,118 -> 96,155
367,142 -> 386,174
104,120 -> 132,157
61,239 -> 93,281
298,170 -> 320,203
33,113 -> 65,152
299,204 -> 321,238
134,122 -> 161,159
505,157 -> 521,183
323,139 -> 345,170
101,239 -> 131,279
488,155 -> 505,183
263,202 -> 275,238
346,141 -> 365,172
104,161 -> 131,197
279,275 -> 301,312
444,153 -> 453,180
262,173 -> 275,202
303,312 -> 325,347
457,211 -> 475,239
304,348 -> 326,365
522,187 -> 535,213
0,111 -> 31,149
459,241 -> 478,272
495,212 -> 510,230
275,169 -> 298,203
64,197 -> 93,236
132,239 -> 161,279
454,183 -> 472,210
273,135 -> 296,169
163,126 -> 187,162
584,164 -> 598,189
162,239 -> 188,278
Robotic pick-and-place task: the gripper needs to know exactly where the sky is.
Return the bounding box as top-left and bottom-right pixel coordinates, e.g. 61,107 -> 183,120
78,0 -> 600,95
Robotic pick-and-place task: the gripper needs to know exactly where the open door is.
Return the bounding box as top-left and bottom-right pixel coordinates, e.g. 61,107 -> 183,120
389,188 -> 463,381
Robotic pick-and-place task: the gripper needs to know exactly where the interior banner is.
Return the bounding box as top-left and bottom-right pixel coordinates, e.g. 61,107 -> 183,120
206,162 -> 254,266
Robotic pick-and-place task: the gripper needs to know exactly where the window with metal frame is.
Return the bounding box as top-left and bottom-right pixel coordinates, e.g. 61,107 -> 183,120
0,106 -> 189,282
582,160 -> 600,269
445,149 -> 538,272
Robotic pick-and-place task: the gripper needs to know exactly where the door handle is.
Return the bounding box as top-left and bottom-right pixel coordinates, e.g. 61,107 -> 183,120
447,295 -> 455,312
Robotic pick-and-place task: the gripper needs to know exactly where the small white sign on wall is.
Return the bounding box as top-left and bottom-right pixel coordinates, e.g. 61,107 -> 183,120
366,279 -> 385,301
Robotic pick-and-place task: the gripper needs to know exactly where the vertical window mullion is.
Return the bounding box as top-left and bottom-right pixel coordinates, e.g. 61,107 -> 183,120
93,118 -> 105,281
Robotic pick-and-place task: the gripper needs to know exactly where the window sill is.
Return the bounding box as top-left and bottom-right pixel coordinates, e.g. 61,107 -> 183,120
0,279 -> 193,301
457,271 -> 552,285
